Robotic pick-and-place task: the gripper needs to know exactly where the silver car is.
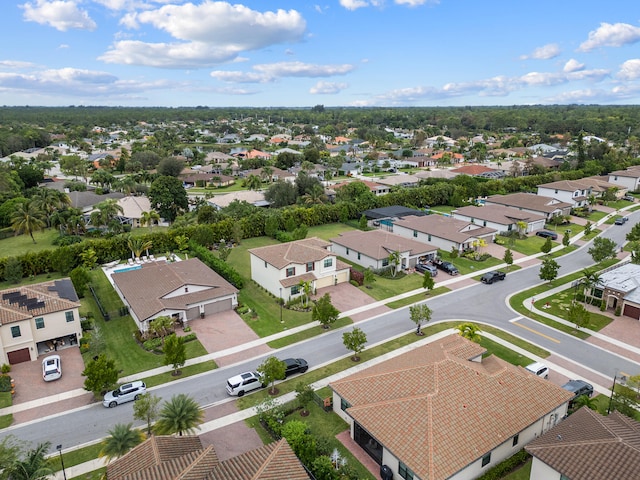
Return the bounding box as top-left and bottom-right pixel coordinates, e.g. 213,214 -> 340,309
103,381 -> 147,408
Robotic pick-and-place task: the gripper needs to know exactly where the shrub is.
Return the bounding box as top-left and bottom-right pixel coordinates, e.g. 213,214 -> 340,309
182,333 -> 197,343
81,319 -> 94,331
476,450 -> 531,480
349,268 -> 364,286
143,338 -> 163,351
349,280 -> 359,287
80,343 -> 91,354
1,364 -> 10,374
615,305 -> 622,316
600,301 -> 606,311
0,375 -> 12,392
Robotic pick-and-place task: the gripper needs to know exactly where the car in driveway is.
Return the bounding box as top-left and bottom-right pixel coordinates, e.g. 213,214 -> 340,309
226,371 -> 265,397
42,355 -> 61,382
561,379 -> 593,404
103,381 -> 147,408
282,358 -> 309,378
433,260 -> 459,275
525,362 -> 549,379
536,230 -> 558,240
415,263 -> 437,277
480,270 -> 506,284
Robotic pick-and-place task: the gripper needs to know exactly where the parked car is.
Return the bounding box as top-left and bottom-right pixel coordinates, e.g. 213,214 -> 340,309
623,195 -> 635,202
480,270 -> 506,284
103,381 -> 147,408
433,259 -> 459,275
226,371 -> 265,397
561,379 -> 593,404
614,216 -> 628,225
282,358 -> 309,378
415,263 -> 438,277
525,362 -> 549,379
536,230 -> 558,240
42,355 -> 61,382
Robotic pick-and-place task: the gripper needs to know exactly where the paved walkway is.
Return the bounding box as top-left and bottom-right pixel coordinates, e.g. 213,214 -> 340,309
14,203 -> 640,478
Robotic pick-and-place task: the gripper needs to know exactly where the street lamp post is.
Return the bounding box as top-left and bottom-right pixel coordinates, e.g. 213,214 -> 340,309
607,372 -> 618,415
279,287 -> 283,323
56,444 -> 67,480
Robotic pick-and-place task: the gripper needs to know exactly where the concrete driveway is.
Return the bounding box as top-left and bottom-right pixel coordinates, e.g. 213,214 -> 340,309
314,283 -> 392,322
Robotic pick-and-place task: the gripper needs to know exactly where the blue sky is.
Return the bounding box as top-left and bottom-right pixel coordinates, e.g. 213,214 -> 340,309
1,0 -> 640,107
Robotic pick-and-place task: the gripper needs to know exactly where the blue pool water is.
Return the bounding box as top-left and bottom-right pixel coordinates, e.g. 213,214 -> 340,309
113,265 -> 142,274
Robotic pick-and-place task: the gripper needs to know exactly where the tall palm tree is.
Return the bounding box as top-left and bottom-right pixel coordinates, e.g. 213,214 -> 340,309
243,174 -> 263,191
581,269 -> 602,305
127,236 -> 153,259
11,201 -> 46,244
90,199 -> 123,230
140,211 -> 160,231
388,250 -> 401,277
5,441 -> 54,480
456,322 -> 482,343
300,184 -> 327,205
99,423 -> 144,462
148,315 -> 174,345
154,394 -> 204,436
32,189 -> 70,228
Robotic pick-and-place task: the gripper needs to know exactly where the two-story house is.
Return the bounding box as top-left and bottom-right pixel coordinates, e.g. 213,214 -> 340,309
452,204 -> 546,235
536,180 -> 593,207
483,193 -> 572,221
608,165 -> 640,192
249,238 -> 350,302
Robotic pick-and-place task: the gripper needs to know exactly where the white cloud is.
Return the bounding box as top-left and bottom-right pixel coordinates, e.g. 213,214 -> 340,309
253,61 -> 355,77
310,81 -> 348,94
210,71 -> 272,83
58,44 -> 70,49
563,59 -> 584,73
395,0 -> 439,6
617,59 -> 640,80
520,43 -> 560,60
0,60 -> 37,69
103,2 -> 306,68
21,0 -> 97,31
339,0 -> 374,11
579,22 -> 640,52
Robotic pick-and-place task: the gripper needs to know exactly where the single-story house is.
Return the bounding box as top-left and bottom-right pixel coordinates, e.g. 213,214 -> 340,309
111,258 -> 238,333
206,190 -> 268,210
360,205 -> 426,229
483,193 -> 572,221
249,238 -> 350,302
115,196 -> 154,227
589,263 -> 640,320
330,229 -> 438,272
450,164 -> 499,176
330,334 -> 573,480
106,435 -> 310,480
374,174 -> 420,188
391,214 -> 497,253
452,204 -> 546,235
333,179 -> 391,196
0,279 -> 81,364
526,407 -> 640,480
608,166 -> 640,192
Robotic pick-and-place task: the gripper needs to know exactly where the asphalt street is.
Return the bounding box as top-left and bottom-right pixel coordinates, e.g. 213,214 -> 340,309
2,208 -> 639,452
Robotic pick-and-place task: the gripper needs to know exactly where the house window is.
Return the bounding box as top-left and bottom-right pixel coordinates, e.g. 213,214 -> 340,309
324,258 -> 333,268
340,398 -> 351,411
574,191 -> 579,197
35,317 -> 45,329
346,248 -> 350,255
560,475 -> 570,480
427,234 -> 432,242
286,267 -> 295,277
507,224 -> 513,231
306,262 -> 314,272
264,261 -> 267,268
382,259 -> 389,267
470,218 -> 475,224
555,189 -> 558,194
291,285 -> 300,295
512,434 -> 519,447
399,462 -> 414,480
413,230 -> 418,237
357,252 -> 361,260
483,220 -> 487,226
482,453 -> 491,467
65,311 -> 74,322
11,326 -> 21,338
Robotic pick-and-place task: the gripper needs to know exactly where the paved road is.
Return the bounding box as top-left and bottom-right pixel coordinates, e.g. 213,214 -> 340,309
2,209 -> 639,451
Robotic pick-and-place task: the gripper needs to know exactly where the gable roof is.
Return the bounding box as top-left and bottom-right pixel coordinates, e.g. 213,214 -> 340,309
361,205 -> 426,220
0,279 -> 80,325
526,407 -> 640,480
331,334 -> 573,480
484,193 -> 572,213
111,258 -> 238,321
597,263 -> 640,302
330,230 -> 438,260
451,165 -> 497,175
249,238 -> 334,269
393,214 -> 497,243
116,196 -> 152,220
453,204 -> 545,225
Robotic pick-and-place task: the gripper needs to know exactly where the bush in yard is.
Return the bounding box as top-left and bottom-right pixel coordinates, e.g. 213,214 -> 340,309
476,450 -> 530,480
82,354 -> 119,397
349,268 -> 364,286
143,337 -> 163,351
1,364 -> 10,374
616,305 -> 622,316
0,374 -> 12,392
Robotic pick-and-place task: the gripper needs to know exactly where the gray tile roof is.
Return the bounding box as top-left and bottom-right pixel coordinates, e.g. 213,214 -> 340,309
331,229 -> 437,260
393,214 -> 496,243
453,204 -> 546,225
484,193 -> 572,214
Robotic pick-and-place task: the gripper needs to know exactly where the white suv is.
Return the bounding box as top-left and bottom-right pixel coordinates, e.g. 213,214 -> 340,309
103,381 -> 147,408
525,362 -> 549,379
226,371 -> 265,397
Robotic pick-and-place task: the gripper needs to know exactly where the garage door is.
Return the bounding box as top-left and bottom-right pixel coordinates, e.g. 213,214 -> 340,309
623,304 -> 640,320
204,298 -> 232,316
7,348 -> 30,364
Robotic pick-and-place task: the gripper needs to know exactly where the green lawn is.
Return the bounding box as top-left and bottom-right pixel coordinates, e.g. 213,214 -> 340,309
357,272 -> 424,301
306,222 -> 357,241
385,286 -> 451,308
501,459 -> 532,480
0,271 -> 66,290
536,290 -> 612,331
443,250 -> 504,275
496,234 -> 557,256
0,228 -> 59,256
267,317 -> 354,349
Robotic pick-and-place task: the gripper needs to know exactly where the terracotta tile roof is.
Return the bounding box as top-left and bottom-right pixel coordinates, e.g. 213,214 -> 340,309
538,179 -> 594,193
111,258 -> 238,322
526,407 -> 640,480
330,230 -> 438,260
330,334 -> 573,480
451,165 -> 496,175
453,204 -> 546,225
0,279 -> 80,325
393,214 -> 496,243
484,193 -> 572,213
249,238 -> 334,270
208,439 -> 310,480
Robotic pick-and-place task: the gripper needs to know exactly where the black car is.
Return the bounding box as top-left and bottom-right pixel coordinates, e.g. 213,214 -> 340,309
561,379 -> 593,404
480,270 -> 506,284
437,261 -> 459,276
282,358 -> 309,378
536,230 -> 558,240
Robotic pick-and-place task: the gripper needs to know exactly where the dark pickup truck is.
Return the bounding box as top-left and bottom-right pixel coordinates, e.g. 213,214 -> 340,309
433,259 -> 459,276
480,270 -> 506,284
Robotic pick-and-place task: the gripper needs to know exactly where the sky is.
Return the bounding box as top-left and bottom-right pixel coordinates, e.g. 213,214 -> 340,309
1,0 -> 640,108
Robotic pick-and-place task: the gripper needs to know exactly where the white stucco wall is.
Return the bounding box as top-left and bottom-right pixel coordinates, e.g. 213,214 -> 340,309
529,458 -> 562,480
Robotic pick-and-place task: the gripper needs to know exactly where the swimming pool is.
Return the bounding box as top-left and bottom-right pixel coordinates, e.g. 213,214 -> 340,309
113,265 -> 142,274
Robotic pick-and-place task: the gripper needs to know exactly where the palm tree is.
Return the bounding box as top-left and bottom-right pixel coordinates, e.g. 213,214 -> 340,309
116,176 -> 137,195
32,188 -> 70,227
140,211 -> 160,231
301,184 -> 327,205
154,394 -> 204,436
11,201 -> 46,244
127,236 -> 153,260
388,250 -> 401,277
99,423 -> 144,462
456,322 -> 481,343
573,395 -> 597,411
5,441 -> 54,480
90,199 -> 124,231
581,269 -> 602,305
260,165 -> 273,182
243,174 -> 263,191
148,315 -> 174,345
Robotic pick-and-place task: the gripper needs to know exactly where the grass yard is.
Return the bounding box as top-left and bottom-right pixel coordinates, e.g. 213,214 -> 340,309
306,222 -> 357,241
496,234 -> 558,256
536,290 -> 612,331
0,228 -> 59,256
501,459 -> 532,480
357,271 -> 424,301
267,317 -> 354,349
443,250 -> 504,275
384,286 -> 451,308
